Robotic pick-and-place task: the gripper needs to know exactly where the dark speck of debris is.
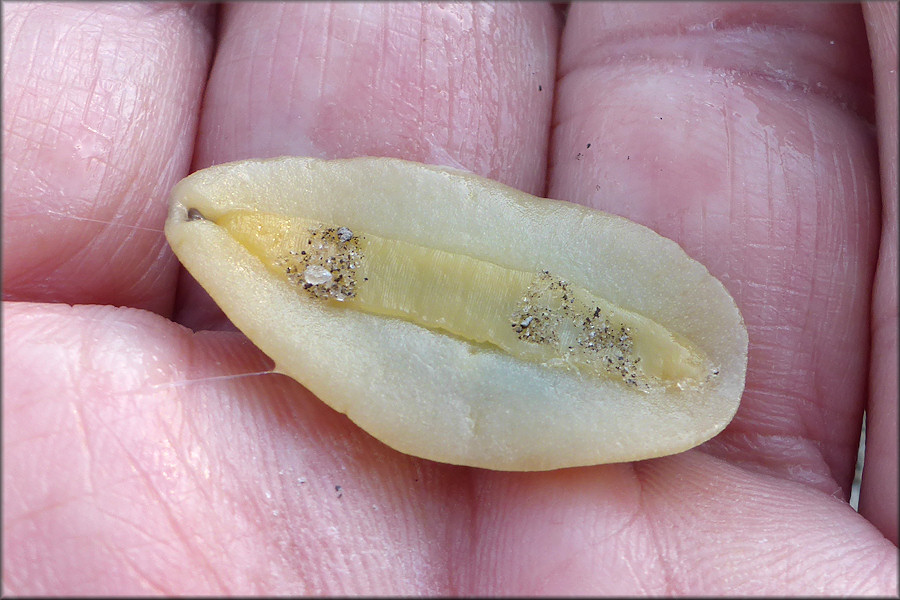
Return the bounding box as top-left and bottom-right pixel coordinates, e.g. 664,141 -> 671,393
335,485 -> 343,498
586,143 -> 591,149
538,84 -> 543,91
576,152 -> 583,160
658,116 -> 663,120
627,155 -> 630,160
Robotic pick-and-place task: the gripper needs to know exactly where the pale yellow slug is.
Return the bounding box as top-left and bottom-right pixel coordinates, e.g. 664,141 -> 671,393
165,156 -> 748,470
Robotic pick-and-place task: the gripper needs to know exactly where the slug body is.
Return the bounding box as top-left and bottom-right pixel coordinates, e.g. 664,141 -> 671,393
165,156 -> 748,470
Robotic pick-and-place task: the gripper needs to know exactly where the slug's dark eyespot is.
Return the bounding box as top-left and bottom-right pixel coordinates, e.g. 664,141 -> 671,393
187,208 -> 206,221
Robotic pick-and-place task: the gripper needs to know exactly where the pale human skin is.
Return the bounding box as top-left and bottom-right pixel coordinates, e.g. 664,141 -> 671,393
3,2 -> 897,595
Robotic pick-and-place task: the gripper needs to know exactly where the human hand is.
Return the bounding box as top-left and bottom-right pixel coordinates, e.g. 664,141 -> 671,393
3,2 -> 896,594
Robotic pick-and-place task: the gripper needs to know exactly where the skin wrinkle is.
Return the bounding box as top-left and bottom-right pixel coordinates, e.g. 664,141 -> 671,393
470,7 -> 487,172
278,8 -> 300,129
212,472 -> 271,591
112,545 -> 168,594
460,478 -> 500,593
631,463 -> 679,596
417,4 -> 429,153
112,415 -> 228,593
313,5 -> 329,101
446,470 -> 479,595
611,466 -> 662,595
618,548 -> 654,596
561,8 -> 873,120
441,15 -> 459,159
217,378 -> 418,593
642,458 -> 775,592
68,399 -> 97,499
323,4 -> 336,98
162,411 -> 214,506
92,506 -> 180,589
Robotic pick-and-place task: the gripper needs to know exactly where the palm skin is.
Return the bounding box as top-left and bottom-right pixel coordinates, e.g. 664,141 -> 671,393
3,2 -> 897,595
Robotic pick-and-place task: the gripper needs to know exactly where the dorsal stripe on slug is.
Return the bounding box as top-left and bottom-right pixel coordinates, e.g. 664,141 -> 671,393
214,210 -> 714,389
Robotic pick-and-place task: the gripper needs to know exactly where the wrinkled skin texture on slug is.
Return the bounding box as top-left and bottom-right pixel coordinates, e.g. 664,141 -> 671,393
3,2 -> 897,596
